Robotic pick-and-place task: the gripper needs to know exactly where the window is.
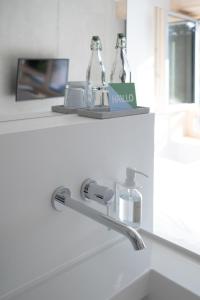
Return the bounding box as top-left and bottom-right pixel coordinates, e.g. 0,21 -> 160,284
169,19 -> 196,104
154,9 -> 200,255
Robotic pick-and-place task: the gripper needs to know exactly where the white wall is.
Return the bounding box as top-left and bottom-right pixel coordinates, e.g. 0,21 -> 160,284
0,1 -> 160,298
127,0 -> 170,109
0,114 -> 154,299
0,0 -> 124,117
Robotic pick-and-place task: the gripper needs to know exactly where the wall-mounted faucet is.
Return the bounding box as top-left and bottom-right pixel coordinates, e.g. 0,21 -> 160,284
51,180 -> 146,251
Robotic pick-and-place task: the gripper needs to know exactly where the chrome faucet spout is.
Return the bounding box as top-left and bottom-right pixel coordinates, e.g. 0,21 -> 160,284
66,194 -> 145,251
100,214 -> 146,250
52,186 -> 146,251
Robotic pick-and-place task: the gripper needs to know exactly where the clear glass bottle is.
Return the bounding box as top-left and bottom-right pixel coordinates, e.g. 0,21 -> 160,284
115,168 -> 148,227
110,33 -> 131,83
86,36 -> 107,107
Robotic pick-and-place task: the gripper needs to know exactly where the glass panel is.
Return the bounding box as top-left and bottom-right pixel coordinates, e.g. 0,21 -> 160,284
168,16 -> 196,103
154,13 -> 200,254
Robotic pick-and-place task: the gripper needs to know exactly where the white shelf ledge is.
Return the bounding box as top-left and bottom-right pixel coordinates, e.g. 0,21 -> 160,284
0,112 -> 152,135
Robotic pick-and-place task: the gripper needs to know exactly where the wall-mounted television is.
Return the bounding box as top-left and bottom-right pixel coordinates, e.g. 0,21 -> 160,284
16,58 -> 69,101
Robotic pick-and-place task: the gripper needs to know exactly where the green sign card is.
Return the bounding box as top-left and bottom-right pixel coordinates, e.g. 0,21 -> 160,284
108,83 -> 137,111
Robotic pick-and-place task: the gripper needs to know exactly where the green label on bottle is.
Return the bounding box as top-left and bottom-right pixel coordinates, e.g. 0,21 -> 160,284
108,83 -> 137,111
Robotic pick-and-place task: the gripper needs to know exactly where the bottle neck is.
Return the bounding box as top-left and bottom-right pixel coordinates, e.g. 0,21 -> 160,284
116,47 -> 127,59
91,48 -> 103,63
87,49 -> 106,86
110,47 -> 131,83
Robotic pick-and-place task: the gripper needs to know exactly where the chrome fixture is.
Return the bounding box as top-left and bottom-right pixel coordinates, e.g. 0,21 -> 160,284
80,178 -> 114,205
51,184 -> 146,251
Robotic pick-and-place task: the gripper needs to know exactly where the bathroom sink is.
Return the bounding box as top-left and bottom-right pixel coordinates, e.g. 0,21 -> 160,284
110,269 -> 199,300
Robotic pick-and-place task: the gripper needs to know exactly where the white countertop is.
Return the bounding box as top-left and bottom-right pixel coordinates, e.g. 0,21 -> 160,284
0,111 -> 152,135
143,231 -> 200,296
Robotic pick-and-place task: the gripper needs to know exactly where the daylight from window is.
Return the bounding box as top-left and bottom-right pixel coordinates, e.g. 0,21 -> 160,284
154,12 -> 200,254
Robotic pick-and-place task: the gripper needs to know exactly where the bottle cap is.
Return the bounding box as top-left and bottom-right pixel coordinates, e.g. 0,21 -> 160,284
116,33 -> 126,49
90,36 -> 102,50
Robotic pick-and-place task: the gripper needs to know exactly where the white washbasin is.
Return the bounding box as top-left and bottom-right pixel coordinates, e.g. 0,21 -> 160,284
110,269 -> 199,300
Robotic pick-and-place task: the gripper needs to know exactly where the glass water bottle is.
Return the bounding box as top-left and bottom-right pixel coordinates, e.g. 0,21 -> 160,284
110,33 -> 131,83
86,36 -> 107,107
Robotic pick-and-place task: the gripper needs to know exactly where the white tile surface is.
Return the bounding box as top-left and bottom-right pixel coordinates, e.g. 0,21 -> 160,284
0,114 -> 154,297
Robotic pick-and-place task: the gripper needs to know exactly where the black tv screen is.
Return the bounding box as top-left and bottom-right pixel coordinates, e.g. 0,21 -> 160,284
16,58 -> 69,101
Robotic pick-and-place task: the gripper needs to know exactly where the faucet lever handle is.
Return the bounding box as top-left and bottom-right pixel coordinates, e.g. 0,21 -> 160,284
80,179 -> 114,206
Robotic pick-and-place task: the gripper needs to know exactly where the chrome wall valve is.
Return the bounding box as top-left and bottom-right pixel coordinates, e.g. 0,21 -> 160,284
80,178 -> 114,205
51,186 -> 71,212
